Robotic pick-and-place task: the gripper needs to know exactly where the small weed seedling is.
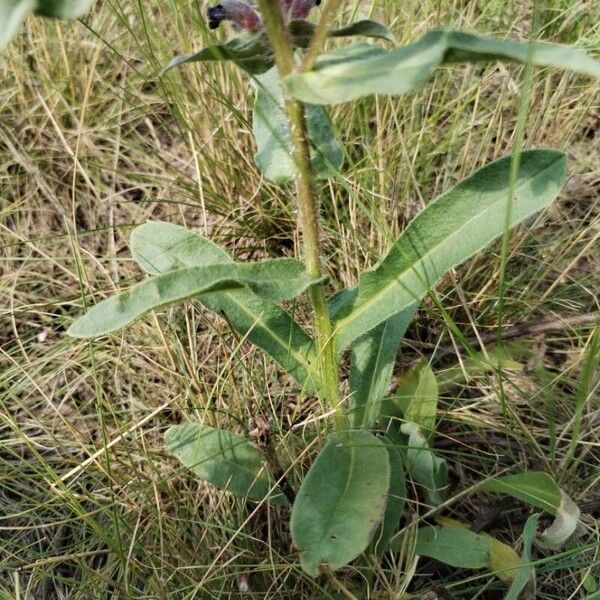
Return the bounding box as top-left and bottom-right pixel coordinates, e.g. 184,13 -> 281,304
4,0 -> 599,593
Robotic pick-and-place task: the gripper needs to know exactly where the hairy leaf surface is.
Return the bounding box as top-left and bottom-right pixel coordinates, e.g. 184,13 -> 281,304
253,67 -> 343,182
291,431 -> 390,576
285,28 -> 600,104
69,258 -> 322,338
165,423 -> 285,504
331,150 -> 566,350
348,308 -> 415,428
129,222 -> 320,390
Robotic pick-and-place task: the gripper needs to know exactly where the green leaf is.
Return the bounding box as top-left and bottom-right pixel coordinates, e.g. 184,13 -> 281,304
164,30 -> 275,75
68,258 -> 323,338
387,362 -> 438,433
284,28 -> 600,105
0,0 -> 35,48
0,0 -> 90,48
505,514 -> 538,600
401,422 -> 447,506
479,472 -> 561,513
129,222 -> 320,391
348,308 -> 415,429
479,472 -> 580,549
163,19 -> 394,78
370,441 -> 406,555
331,150 -> 566,351
288,19 -> 396,45
165,423 -> 285,504
291,431 -> 390,576
253,67 -> 343,183
34,0 -> 91,19
414,526 -> 491,568
437,516 -> 524,583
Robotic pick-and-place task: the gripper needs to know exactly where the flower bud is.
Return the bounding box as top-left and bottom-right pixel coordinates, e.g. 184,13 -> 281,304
207,1 -> 262,31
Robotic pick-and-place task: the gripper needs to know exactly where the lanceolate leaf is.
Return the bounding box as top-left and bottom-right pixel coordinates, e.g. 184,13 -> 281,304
163,20 -> 396,77
165,423 -> 285,504
129,222 -> 320,391
291,431 -> 390,576
348,308 -> 415,429
479,472 -> 561,513
0,0 -> 91,48
164,30 -> 275,75
285,28 -> 600,105
331,150 -> 566,351
68,258 -> 322,338
414,526 -> 491,569
288,19 -> 396,45
436,517 -> 523,583
253,67 -> 343,182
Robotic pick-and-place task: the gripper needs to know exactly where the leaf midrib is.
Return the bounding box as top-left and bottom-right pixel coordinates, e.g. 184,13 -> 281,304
333,156 -> 559,346
220,292 -> 319,386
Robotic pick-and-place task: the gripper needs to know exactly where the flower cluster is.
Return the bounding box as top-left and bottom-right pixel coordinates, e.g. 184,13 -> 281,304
207,0 -> 321,31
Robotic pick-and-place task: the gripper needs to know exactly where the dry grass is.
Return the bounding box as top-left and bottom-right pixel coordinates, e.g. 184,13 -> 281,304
1,1 -> 599,598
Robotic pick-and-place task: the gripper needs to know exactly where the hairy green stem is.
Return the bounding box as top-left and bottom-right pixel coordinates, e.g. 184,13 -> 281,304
256,0 -> 347,432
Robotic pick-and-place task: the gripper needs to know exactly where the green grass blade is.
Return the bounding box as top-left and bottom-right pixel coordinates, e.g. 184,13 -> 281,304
332,150 -> 566,351
284,28 -> 600,104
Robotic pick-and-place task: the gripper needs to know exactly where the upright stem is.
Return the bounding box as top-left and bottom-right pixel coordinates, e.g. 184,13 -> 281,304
301,0 -> 344,71
256,0 -> 347,432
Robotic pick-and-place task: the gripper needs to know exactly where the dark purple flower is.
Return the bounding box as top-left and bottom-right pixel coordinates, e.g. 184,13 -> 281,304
207,1 -> 263,31
207,0 -> 321,31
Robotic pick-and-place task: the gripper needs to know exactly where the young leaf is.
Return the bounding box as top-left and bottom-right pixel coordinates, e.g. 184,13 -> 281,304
505,514 -> 539,600
291,431 -> 390,576
401,422 -> 447,506
164,30 -> 275,75
0,0 -> 91,48
388,362 -> 438,434
284,28 -> 600,104
163,19 -> 394,78
348,308 -> 415,429
68,259 -> 323,338
414,526 -> 491,568
165,423 -> 285,504
331,150 -> 566,351
288,19 -> 396,45
130,222 -> 320,391
253,67 -> 343,183
370,442 -> 406,555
